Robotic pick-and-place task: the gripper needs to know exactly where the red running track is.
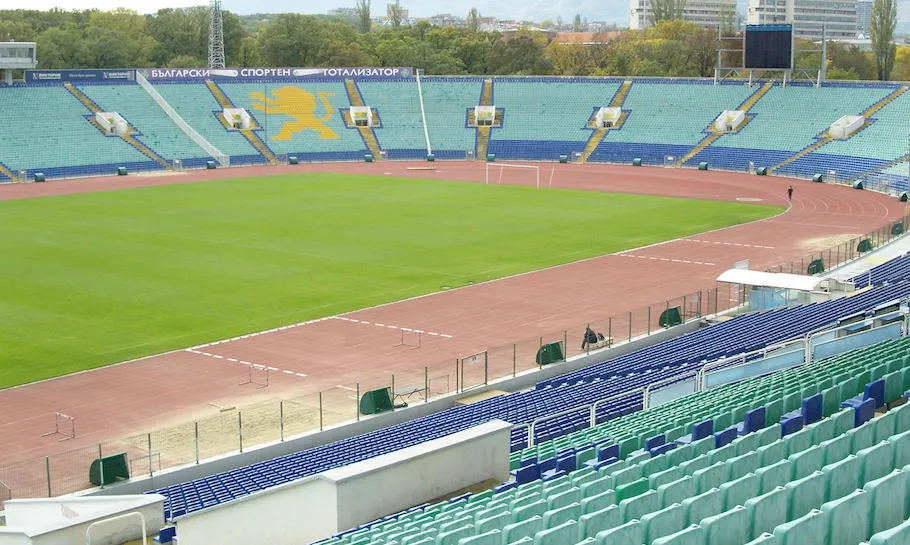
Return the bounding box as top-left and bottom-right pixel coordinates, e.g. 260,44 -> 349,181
0,161 -> 904,467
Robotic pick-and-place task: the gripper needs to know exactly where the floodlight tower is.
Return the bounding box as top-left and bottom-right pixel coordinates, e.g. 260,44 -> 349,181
208,0 -> 225,69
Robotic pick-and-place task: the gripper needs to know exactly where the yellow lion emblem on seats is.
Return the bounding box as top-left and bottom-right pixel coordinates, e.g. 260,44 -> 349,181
250,87 -> 340,141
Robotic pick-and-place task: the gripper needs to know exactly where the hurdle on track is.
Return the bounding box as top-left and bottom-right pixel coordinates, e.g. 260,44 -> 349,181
42,412 -> 75,442
395,328 -> 423,349
239,364 -> 270,389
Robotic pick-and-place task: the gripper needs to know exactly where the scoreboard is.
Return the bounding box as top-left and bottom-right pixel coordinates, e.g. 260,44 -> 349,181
744,25 -> 793,70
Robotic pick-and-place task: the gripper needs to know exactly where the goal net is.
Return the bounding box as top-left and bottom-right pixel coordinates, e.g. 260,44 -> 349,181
485,163 -> 542,188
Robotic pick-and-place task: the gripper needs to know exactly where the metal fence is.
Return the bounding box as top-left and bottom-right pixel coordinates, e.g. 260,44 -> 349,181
1,211 -> 907,501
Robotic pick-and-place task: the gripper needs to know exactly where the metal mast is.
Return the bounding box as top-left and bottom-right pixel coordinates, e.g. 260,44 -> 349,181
208,0 -> 225,69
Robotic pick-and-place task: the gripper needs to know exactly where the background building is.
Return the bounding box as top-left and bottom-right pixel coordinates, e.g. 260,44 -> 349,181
747,0 -> 859,39
630,0 -> 738,30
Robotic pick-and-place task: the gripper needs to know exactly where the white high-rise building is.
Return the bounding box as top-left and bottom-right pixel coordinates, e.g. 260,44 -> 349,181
629,0 -> 738,30
747,0 -> 859,39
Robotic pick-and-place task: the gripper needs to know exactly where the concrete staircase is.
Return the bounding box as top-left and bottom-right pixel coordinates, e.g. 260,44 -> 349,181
344,79 -> 383,161
474,79 -> 495,160
0,162 -> 17,182
578,80 -> 633,163
205,80 -> 279,165
674,82 -> 773,168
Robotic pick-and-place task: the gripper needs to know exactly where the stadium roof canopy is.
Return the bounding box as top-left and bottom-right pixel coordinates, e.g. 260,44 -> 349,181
716,269 -> 831,292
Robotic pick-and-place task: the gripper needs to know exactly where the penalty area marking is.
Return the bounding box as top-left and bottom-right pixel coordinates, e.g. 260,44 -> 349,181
185,348 -> 307,378
331,316 -> 454,339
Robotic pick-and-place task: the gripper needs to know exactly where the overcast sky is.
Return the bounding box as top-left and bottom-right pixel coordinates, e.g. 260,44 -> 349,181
25,0 -> 201,12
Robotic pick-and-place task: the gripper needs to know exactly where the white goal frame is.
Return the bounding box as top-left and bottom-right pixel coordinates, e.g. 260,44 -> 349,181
485,163 -> 542,188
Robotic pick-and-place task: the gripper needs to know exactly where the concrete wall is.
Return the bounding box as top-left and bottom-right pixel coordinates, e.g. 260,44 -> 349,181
93,319 -> 700,497
175,476 -> 337,545
0,495 -> 164,545
174,420 -> 512,545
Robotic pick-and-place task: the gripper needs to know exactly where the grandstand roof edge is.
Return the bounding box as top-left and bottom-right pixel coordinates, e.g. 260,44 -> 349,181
717,269 -> 832,291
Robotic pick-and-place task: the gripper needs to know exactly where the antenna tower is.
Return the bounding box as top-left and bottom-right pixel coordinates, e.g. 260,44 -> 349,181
208,0 -> 225,69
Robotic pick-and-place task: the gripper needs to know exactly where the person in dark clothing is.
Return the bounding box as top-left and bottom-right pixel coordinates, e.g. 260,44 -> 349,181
581,326 -> 601,350
787,185 -> 793,202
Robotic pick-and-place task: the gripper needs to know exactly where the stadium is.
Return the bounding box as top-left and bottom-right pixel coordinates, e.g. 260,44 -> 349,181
1,22 -> 910,545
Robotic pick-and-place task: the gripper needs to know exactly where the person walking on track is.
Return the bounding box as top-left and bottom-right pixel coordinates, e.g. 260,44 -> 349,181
787,185 -> 793,202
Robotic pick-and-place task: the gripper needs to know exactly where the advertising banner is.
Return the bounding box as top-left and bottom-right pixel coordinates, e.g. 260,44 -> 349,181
26,69 -> 136,82
137,67 -> 412,80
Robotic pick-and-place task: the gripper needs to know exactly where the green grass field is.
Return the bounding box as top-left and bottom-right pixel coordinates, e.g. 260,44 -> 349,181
0,173 -> 782,388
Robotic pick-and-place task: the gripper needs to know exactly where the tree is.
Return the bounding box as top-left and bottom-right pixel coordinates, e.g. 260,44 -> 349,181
467,8 -> 480,32
354,0 -> 371,34
869,0 -> 897,80
573,14 -> 583,32
387,0 -> 404,29
487,30 -> 552,74
650,0 -> 687,25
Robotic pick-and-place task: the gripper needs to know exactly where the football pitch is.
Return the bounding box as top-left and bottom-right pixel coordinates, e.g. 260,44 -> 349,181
0,173 -> 782,388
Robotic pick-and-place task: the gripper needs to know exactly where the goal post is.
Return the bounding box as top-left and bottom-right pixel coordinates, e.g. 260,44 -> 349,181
484,163 -> 542,188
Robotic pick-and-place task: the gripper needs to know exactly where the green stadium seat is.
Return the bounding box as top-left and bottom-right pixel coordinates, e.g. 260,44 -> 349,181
745,486 -> 788,540
693,462 -> 728,494
641,503 -> 686,544
593,519 -> 643,545
532,519 -> 576,545
513,500 -> 548,523
863,469 -> 908,535
785,471 -> 827,520
501,516 -> 544,545
868,518 -> 910,544
772,509 -> 828,545
720,473 -> 758,510
743,533 -> 777,545
818,434 -> 851,466
820,489 -> 870,545
847,423 -> 877,454
700,505 -> 750,545
477,513 -> 512,535
546,489 -> 581,511
651,524 -> 705,545
436,525 -> 473,545
578,505 -> 621,539
858,441 -> 895,483
542,503 -> 580,528
758,441 -> 787,468
619,489 -> 658,522
459,530 -> 501,545
873,411 -> 898,443
682,488 -> 723,526
580,489 -> 615,516
658,476 -> 696,509
790,445 -> 825,480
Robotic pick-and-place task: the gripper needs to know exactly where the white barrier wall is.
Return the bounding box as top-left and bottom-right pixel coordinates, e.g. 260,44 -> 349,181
331,419 -> 512,532
175,420 -> 512,545
0,495 -> 164,545
829,115 -> 865,139
714,110 -> 745,132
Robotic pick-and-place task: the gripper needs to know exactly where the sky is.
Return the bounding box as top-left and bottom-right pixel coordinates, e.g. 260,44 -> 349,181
16,0 -> 632,23
24,0 -> 201,12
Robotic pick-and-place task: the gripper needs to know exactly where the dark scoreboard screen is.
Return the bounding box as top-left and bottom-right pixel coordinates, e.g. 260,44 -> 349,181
744,24 -> 793,69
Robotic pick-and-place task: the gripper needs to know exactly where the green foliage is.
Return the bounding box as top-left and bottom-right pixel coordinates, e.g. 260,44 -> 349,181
870,0 -> 897,80
650,0 -> 687,25
0,7 -> 907,79
0,173 -> 781,387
